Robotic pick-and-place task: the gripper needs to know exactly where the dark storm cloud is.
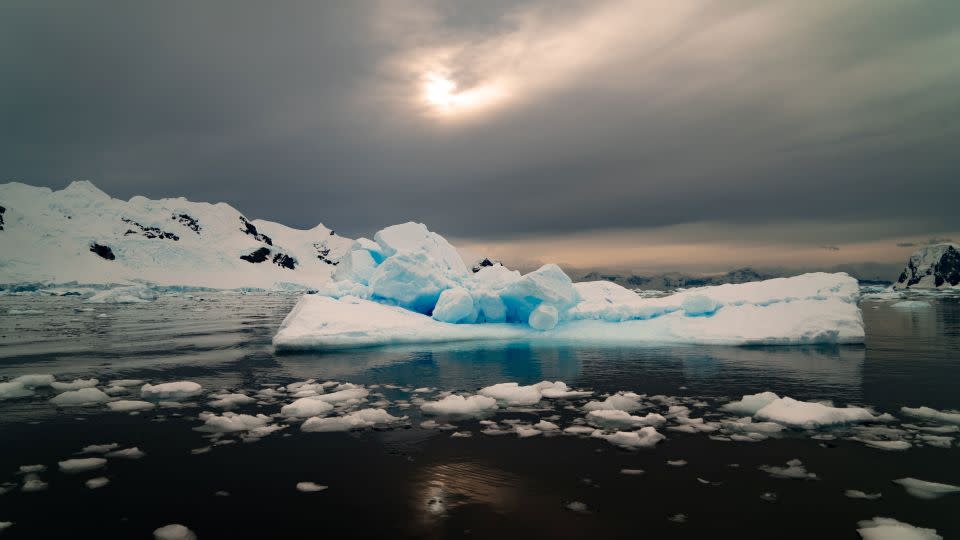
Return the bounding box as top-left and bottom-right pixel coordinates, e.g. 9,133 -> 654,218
2,0 -> 958,243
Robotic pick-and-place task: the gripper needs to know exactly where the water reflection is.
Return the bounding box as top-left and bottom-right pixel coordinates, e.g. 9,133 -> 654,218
411,461 -> 521,532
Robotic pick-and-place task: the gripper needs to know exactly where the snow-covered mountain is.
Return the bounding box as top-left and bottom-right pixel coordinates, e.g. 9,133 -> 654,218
0,181 -> 353,290
893,243 -> 960,290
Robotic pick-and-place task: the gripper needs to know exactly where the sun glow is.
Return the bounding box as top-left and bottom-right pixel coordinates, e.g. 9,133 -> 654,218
421,72 -> 506,118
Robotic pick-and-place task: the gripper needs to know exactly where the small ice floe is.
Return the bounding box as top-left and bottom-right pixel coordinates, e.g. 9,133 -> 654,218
845,490 -> 881,500
754,396 -> 877,429
481,426 -> 511,436
759,492 -> 778,502
514,425 -> 541,438
856,517 -> 941,540
591,427 -> 665,449
107,400 -> 156,412
208,393 -> 255,410
758,459 -> 817,480
296,482 -> 328,492
190,447 -> 211,455
565,501 -> 588,513
214,490 -> 230,497
59,457 -> 107,473
666,460 -> 687,467
81,443 -> 119,454
859,439 -> 911,451
450,431 -> 472,438
141,381 -> 203,401
892,478 -> 960,500
537,381 -> 592,399
620,468 -> 644,475
420,394 -> 497,417
0,521 -> 12,531
721,392 -> 780,415
582,392 -> 644,413
0,374 -> 56,400
51,378 -> 99,391
533,420 -> 560,431
110,379 -> 146,388
7,309 -> 44,315
86,477 -> 110,489
50,387 -> 111,407
478,382 -> 543,406
419,420 -> 456,430
890,300 -> 931,309
563,426 -> 595,436
105,447 -> 146,459
918,435 -> 954,448
301,409 -> 404,432
280,397 -> 335,418
903,423 -> 959,434
153,523 -> 197,540
18,464 -> 46,474
586,410 -> 665,429
697,477 -> 721,486
900,406 -> 960,425
196,412 -> 272,433
667,513 -> 687,523
21,475 -> 48,492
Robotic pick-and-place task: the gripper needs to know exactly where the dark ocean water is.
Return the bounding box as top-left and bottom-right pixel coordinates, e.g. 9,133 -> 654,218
0,291 -> 957,539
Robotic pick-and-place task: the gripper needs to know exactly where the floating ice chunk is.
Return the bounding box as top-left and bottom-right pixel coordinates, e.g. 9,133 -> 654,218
0,381 -> 34,400
890,300 -> 932,309
105,447 -> 146,459
432,287 -> 476,324
668,514 -> 687,523
893,478 -> 960,499
722,417 -> 785,434
280,397 -> 335,418
903,423 -> 959,434
856,517 -> 941,540
153,523 -> 197,540
208,393 -> 255,410
667,460 -> 687,467
18,464 -> 46,474
582,392 -> 644,412
681,295 -> 720,316
478,382 -> 542,406
13,374 -> 55,387
534,420 -> 560,431
722,392 -> 780,415
107,400 -> 156,412
451,431 -> 472,438
50,387 -> 110,406
301,408 -> 403,432
591,427 -> 665,449
528,304 -> 559,331
900,406 -> 960,425
21,475 -> 48,492
845,490 -> 882,500
586,410 -> 666,429
141,381 -> 202,400
7,309 -> 45,315
86,285 -> 157,304
919,435 -> 953,448
82,443 -> 119,454
620,468 -> 645,475
421,394 -> 498,417
312,387 -> 369,405
563,426 -> 596,435
0,522 -> 12,530
196,412 -> 272,433
514,426 -> 541,438
535,381 -> 592,399
59,457 -> 107,473
758,459 -> 817,480
51,378 -> 99,391
86,477 -> 110,489
474,291 -> 508,323
754,397 -> 876,428
109,379 -> 146,387
860,439 -> 911,451
296,481 -> 328,492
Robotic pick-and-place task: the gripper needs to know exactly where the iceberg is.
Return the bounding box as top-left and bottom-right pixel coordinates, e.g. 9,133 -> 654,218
273,223 -> 865,350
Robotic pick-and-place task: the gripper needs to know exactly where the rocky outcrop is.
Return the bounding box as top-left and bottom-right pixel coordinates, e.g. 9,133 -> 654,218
894,243 -> 960,289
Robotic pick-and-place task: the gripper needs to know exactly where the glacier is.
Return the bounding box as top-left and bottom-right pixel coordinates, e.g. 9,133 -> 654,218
274,222 -> 864,349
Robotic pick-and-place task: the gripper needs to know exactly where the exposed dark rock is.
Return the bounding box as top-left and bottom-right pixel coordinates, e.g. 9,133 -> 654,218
0,204 -> 5,231
240,247 -> 271,263
471,258 -> 499,273
894,243 -> 960,289
272,253 -> 297,269
313,242 -> 338,265
90,243 -> 115,260
239,216 -> 272,245
121,218 -> 179,240
172,213 -> 201,234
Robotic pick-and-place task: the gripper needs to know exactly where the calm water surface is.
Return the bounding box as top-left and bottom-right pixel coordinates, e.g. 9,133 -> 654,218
0,292 -> 957,539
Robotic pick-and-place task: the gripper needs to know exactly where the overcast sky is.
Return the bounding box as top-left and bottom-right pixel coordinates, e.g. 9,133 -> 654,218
2,0 -> 958,274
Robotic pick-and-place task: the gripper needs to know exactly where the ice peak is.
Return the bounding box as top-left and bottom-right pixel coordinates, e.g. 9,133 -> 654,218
63,180 -> 110,199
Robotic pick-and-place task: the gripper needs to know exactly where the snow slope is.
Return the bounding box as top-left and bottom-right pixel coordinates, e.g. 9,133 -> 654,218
0,181 -> 352,290
894,243 -> 960,289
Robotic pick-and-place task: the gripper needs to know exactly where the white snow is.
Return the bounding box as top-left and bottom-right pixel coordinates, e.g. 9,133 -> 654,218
296,482 -> 328,492
535,381 -> 591,399
141,381 -> 202,400
432,287 -> 476,323
50,387 -> 111,406
153,524 -> 198,540
900,406 -> 960,425
59,457 -> 107,473
420,394 -> 498,417
892,478 -> 960,499
721,392 -> 780,415
107,400 -> 156,412
301,408 -> 403,432
856,517 -> 941,540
